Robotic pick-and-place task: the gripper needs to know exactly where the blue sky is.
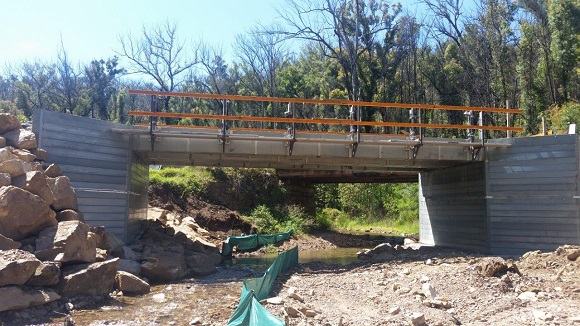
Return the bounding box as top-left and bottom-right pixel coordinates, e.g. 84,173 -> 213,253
0,0 -> 456,69
0,0 -> 286,66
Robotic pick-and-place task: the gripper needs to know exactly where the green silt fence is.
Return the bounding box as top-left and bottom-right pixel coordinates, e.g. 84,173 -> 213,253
221,229 -> 293,256
227,246 -> 299,326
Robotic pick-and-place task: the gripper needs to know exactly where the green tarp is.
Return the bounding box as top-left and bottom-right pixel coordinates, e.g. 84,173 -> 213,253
222,229 -> 294,256
227,246 -> 299,326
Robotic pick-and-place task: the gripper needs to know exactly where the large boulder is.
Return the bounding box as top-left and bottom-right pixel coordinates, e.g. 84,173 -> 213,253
185,252 -> 217,276
0,148 -> 19,163
44,164 -> 62,178
0,159 -> 29,177
3,129 -> 37,150
100,232 -> 125,254
55,209 -> 85,222
46,176 -> 78,211
35,221 -> 97,264
0,113 -> 22,134
141,252 -> 187,282
358,243 -> 397,261
8,148 -> 36,162
0,186 -> 57,241
0,234 -> 20,250
30,148 -> 48,161
59,258 -> 119,296
11,171 -> 54,205
0,286 -> 60,312
112,245 -> 139,261
0,249 -> 41,286
115,271 -> 150,295
118,259 -> 142,275
26,261 -> 61,287
0,173 -> 10,186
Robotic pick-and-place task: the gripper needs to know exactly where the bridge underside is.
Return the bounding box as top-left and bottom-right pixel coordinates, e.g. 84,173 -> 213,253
119,127 -> 502,176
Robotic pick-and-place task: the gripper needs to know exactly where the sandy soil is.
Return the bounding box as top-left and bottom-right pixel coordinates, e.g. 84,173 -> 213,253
263,244 -> 580,325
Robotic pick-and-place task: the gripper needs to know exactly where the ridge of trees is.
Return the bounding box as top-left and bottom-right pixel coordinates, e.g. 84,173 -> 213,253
0,0 -> 578,136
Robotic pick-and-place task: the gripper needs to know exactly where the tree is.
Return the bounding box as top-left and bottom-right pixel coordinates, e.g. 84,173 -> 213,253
84,57 -> 124,120
235,25 -> 290,98
55,43 -> 82,114
12,61 -> 58,118
118,21 -> 199,110
276,0 -> 401,102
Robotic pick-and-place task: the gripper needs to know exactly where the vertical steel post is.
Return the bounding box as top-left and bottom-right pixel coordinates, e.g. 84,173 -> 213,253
149,95 -> 157,151
506,100 -> 511,138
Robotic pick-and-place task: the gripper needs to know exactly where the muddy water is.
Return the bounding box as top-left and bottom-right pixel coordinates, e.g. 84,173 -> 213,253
62,248 -> 364,325
232,247 -> 365,269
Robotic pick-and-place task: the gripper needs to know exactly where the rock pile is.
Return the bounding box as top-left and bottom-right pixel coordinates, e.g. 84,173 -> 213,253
0,113 -> 221,314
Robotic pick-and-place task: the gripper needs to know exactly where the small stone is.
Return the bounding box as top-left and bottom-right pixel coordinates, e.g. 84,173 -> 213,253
422,283 -> 439,299
500,274 -> 511,283
285,306 -> 300,318
396,287 -> 411,295
265,297 -> 283,305
389,306 -> 400,315
568,315 -> 580,323
288,292 -> 304,302
392,283 -> 402,291
401,268 -> 410,275
152,293 -> 166,303
410,312 -> 426,325
425,259 -> 433,265
190,317 -> 202,325
420,276 -> 430,283
287,286 -> 297,294
517,291 -> 537,302
299,308 -> 317,317
423,299 -> 452,309
567,249 -> 580,261
532,309 -> 554,322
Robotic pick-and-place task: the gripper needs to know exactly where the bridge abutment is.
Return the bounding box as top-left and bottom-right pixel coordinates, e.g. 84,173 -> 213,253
420,135 -> 580,255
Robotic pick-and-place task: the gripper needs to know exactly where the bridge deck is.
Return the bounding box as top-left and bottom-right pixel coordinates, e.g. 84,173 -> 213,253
121,89 -> 521,174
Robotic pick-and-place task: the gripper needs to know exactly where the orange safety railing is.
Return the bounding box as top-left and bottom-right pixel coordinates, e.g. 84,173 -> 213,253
127,89 -> 523,133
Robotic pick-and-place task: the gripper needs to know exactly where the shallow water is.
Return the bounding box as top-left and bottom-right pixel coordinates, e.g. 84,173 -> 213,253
230,247 -> 365,269
58,248 -> 366,325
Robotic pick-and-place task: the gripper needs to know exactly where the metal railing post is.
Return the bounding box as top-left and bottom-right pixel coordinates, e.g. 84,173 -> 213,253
506,100 -> 511,138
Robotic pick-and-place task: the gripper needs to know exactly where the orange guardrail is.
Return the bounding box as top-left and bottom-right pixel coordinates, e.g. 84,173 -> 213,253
127,89 -> 523,133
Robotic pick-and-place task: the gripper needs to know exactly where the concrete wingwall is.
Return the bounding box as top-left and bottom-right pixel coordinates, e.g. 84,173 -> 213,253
33,110 -> 149,242
420,135 -> 580,256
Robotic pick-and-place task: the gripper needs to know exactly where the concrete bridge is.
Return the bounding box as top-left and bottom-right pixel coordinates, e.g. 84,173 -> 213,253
32,91 -> 580,256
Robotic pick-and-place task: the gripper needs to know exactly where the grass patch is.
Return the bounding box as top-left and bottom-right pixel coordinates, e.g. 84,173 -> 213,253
149,166 -> 212,197
317,208 -> 419,235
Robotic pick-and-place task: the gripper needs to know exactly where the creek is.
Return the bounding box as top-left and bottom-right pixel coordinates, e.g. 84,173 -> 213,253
60,247 -> 367,325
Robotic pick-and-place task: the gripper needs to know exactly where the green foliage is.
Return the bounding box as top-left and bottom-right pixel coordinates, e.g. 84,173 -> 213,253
149,166 -> 212,197
247,204 -> 306,235
315,182 -> 419,233
550,101 -> 580,133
